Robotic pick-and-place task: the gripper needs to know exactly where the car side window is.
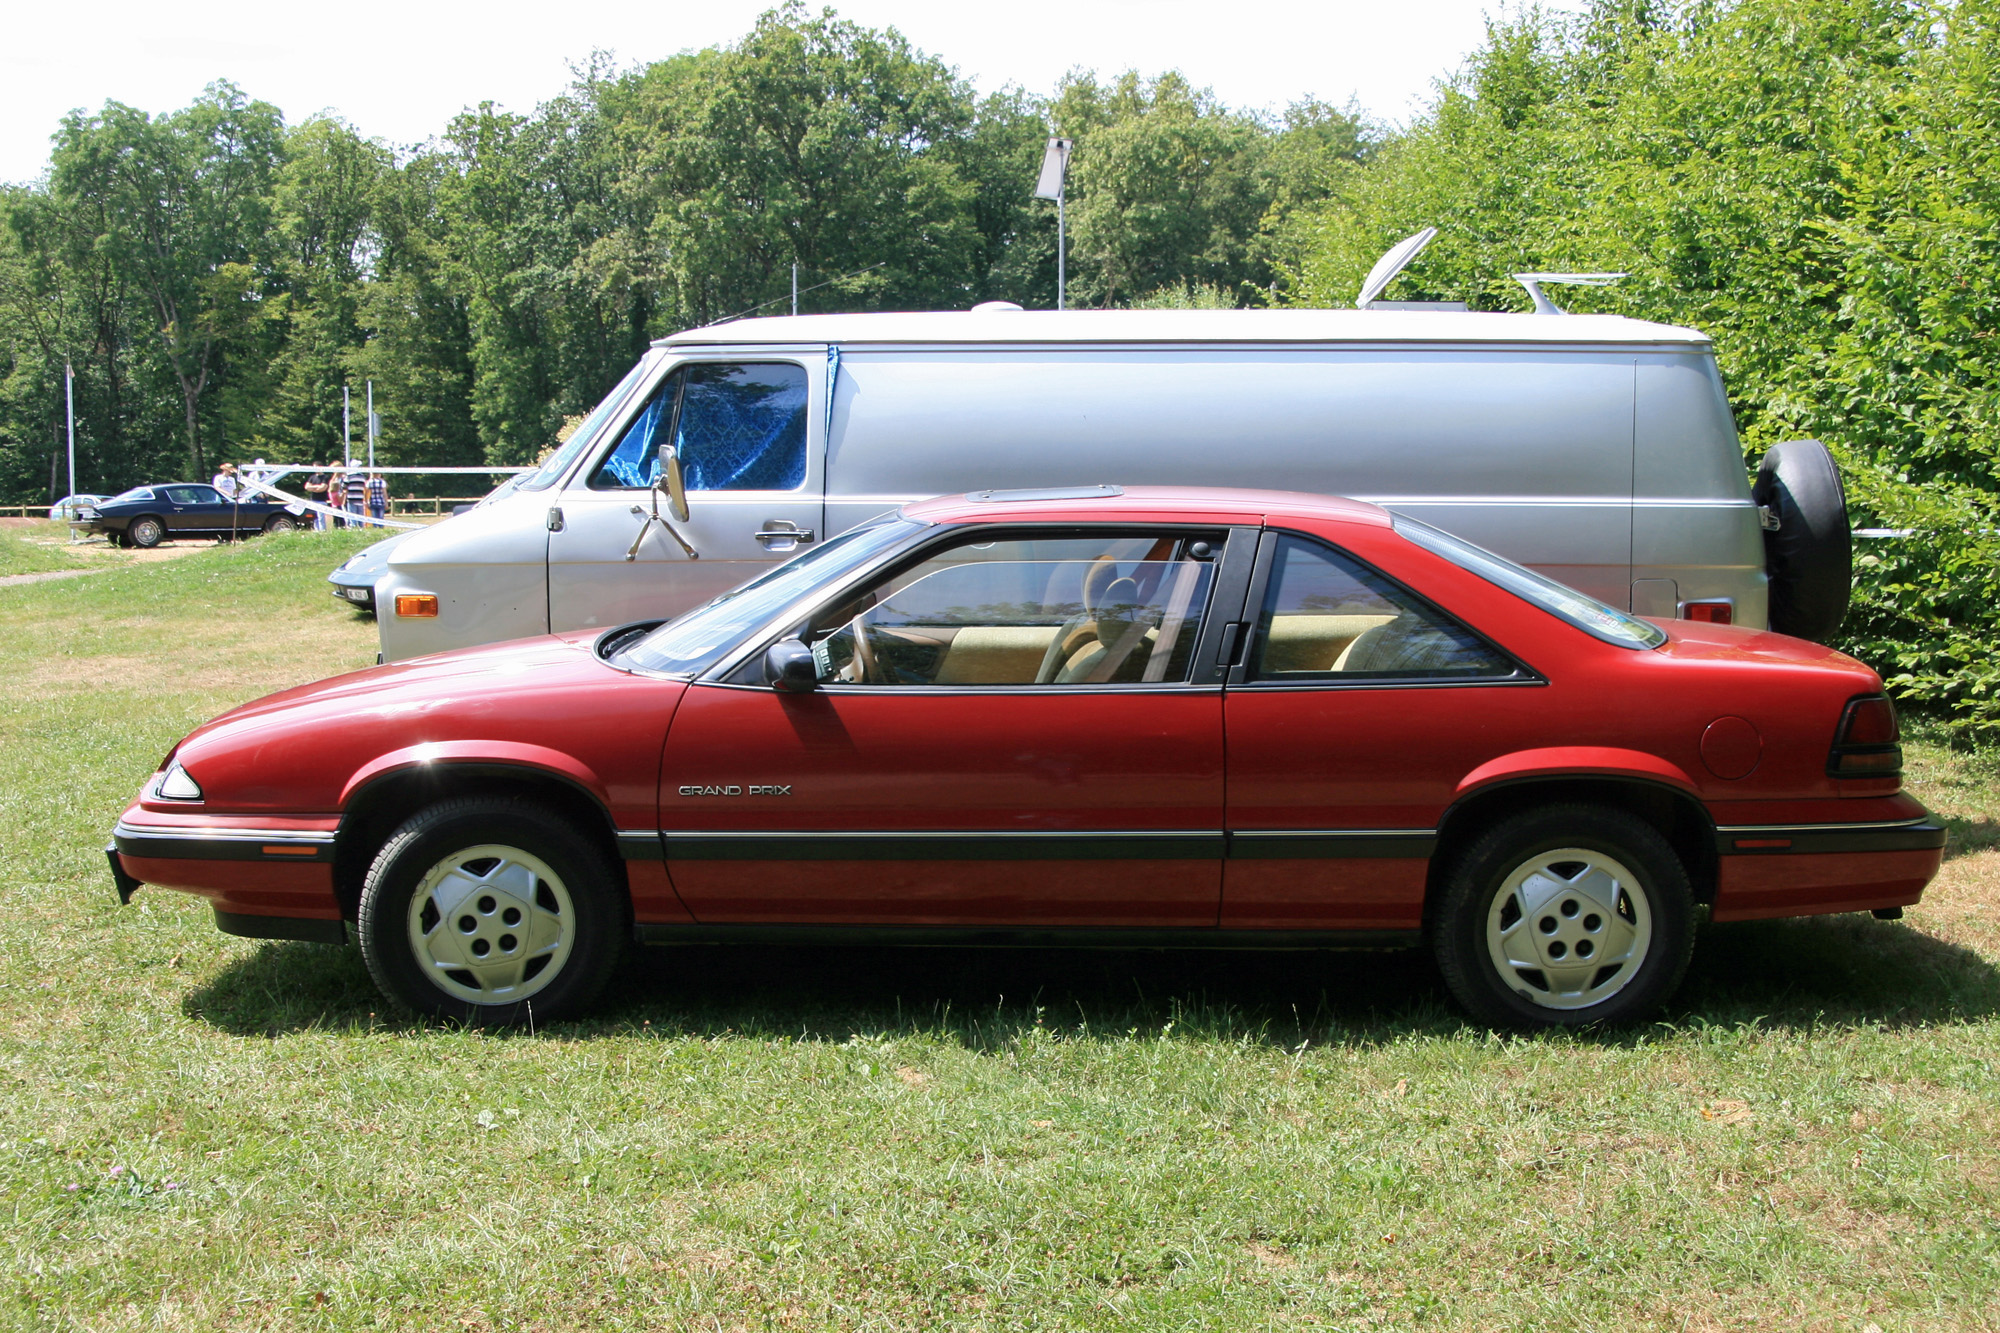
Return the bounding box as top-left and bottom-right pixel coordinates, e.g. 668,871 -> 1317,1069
1250,534 -> 1514,681
589,362 -> 808,491
804,532 -> 1221,687
164,486 -> 209,505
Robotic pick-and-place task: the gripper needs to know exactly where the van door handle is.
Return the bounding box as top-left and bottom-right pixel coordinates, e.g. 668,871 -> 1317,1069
755,526 -> 815,545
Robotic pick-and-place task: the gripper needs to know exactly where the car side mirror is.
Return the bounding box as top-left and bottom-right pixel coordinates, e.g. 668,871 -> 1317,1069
764,639 -> 819,693
657,443 -> 691,524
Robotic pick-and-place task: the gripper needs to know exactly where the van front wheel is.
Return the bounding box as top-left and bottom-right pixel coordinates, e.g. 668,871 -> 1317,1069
1433,805 -> 1693,1029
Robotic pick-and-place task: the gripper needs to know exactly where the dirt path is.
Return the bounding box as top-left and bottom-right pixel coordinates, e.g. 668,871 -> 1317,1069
0,568 -> 99,588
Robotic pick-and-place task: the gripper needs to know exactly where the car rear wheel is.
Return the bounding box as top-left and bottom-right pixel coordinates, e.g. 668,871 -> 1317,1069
263,514 -> 297,534
1432,805 -> 1694,1029
127,516 -> 165,548
357,798 -> 627,1025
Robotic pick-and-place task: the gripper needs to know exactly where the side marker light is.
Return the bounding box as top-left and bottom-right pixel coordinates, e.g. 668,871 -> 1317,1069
395,593 -> 439,618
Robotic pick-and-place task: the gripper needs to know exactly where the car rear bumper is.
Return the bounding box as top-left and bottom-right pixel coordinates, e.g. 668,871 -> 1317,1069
1710,815 -> 1947,921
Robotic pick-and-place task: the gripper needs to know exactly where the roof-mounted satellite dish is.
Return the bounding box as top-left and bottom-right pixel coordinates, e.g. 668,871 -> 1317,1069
1355,227 -> 1438,309
1511,272 -> 1627,316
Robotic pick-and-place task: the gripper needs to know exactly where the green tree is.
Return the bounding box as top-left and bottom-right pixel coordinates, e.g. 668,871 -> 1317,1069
49,82 -> 285,478
254,116 -> 391,462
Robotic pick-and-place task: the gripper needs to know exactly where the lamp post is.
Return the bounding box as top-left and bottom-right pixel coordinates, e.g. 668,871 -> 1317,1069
1033,136 -> 1073,310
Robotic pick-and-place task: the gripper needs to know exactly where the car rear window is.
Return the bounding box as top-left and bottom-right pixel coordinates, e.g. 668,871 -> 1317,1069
1392,514 -> 1667,650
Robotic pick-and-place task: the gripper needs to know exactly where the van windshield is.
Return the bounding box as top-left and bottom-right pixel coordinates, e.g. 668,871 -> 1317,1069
615,518 -> 925,676
517,353 -> 662,493
1392,514 -> 1668,650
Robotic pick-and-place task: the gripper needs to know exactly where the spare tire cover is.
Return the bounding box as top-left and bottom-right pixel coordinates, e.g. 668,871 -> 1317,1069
1752,439 -> 1851,642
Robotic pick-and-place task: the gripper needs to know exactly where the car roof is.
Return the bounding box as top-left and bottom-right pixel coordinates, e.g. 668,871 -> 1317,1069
656,307 -> 1709,349
902,485 -> 1394,529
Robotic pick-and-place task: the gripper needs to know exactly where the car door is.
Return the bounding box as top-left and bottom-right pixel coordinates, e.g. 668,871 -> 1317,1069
161,485 -> 226,536
1222,531 -> 1540,930
546,358 -> 827,634
657,524 -> 1249,926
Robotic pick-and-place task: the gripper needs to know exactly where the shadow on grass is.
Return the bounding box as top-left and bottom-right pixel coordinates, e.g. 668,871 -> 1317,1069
184,908 -> 2000,1047
1943,814 -> 2000,858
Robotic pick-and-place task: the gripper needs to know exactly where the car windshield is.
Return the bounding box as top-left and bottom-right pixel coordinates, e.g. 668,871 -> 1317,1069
516,353 -> 663,493
1392,514 -> 1668,650
111,487 -> 155,503
615,518 -> 926,676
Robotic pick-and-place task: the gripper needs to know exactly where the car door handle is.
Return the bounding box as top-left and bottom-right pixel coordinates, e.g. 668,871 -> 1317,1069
755,526 -> 815,545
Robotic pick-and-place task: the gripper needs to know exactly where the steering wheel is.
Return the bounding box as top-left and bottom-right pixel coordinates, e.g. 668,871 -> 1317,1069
845,612 -> 879,683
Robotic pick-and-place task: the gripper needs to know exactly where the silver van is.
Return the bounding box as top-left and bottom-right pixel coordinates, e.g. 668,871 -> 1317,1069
374,307 -> 1805,663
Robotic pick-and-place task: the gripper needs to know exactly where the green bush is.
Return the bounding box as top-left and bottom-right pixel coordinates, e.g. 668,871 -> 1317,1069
1276,0 -> 2000,741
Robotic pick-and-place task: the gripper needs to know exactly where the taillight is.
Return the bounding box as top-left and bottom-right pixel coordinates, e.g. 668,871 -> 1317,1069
1682,600 -> 1733,624
1828,695 -> 1902,778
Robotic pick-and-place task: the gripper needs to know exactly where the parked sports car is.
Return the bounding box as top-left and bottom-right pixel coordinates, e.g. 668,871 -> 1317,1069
82,483 -> 304,547
108,487 -> 1942,1028
328,530 -> 417,612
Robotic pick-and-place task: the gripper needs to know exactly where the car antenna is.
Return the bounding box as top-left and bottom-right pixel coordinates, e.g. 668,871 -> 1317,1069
1510,272 -> 1627,316
1354,227 -> 1438,309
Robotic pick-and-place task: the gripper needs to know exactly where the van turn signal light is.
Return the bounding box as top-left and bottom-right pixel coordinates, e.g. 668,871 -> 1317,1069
1682,600 -> 1733,624
395,593 -> 439,618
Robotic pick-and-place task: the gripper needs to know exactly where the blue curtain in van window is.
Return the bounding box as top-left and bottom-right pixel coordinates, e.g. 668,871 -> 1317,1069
676,364 -> 808,491
598,392 -> 671,488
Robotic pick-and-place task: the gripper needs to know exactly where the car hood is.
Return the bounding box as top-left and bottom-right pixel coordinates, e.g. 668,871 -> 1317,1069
158,629 -> 690,817
182,631 -> 609,745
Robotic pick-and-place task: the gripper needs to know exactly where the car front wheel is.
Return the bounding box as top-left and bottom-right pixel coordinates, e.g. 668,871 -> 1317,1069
263,514 -> 297,534
357,798 -> 627,1025
1432,805 -> 1694,1029
127,516 -> 165,548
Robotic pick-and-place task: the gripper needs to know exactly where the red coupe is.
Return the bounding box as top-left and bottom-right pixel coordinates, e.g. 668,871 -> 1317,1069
109,487 -> 1942,1028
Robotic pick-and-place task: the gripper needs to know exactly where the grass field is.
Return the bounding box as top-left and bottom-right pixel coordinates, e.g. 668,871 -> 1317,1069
2,534 -> 1997,1331
0,526 -> 91,578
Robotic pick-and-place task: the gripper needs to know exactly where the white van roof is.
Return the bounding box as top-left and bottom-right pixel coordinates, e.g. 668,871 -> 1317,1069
656,307 -> 1710,348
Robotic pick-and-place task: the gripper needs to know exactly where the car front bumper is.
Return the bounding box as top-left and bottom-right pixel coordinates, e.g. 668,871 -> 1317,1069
329,578 -> 376,609
108,808 -> 347,943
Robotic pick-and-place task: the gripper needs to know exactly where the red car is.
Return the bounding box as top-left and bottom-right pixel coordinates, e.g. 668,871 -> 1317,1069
108,487 -> 1942,1028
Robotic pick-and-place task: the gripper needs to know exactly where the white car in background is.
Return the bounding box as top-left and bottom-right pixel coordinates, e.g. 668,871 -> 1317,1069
50,493 -> 109,522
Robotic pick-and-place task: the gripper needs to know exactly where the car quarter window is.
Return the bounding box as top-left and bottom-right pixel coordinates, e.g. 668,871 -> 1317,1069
590,362 -> 809,491
804,531 -> 1222,687
1250,534 -> 1515,682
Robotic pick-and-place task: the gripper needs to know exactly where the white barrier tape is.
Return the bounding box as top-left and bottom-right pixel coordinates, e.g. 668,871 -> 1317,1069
238,478 -> 422,530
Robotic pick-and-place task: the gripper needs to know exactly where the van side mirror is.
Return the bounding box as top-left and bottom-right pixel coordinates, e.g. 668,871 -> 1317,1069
764,639 -> 819,693
657,443 -> 691,523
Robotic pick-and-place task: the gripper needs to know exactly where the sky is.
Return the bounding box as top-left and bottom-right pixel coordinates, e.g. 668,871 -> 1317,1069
1,0 -> 1573,186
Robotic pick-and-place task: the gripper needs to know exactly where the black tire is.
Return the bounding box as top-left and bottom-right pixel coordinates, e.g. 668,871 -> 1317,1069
1432,805 -> 1694,1029
127,516 -> 165,548
357,798 -> 627,1026
263,514 -> 297,534
1752,439 -> 1851,642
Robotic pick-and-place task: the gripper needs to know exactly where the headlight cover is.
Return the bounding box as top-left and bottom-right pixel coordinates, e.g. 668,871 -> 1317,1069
157,762 -> 203,801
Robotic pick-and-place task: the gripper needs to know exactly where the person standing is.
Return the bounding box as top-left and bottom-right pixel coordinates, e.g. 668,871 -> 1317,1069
304,472 -> 330,530
367,472 -> 389,522
323,467 -> 344,529
345,469 -> 368,524
211,463 -> 240,500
